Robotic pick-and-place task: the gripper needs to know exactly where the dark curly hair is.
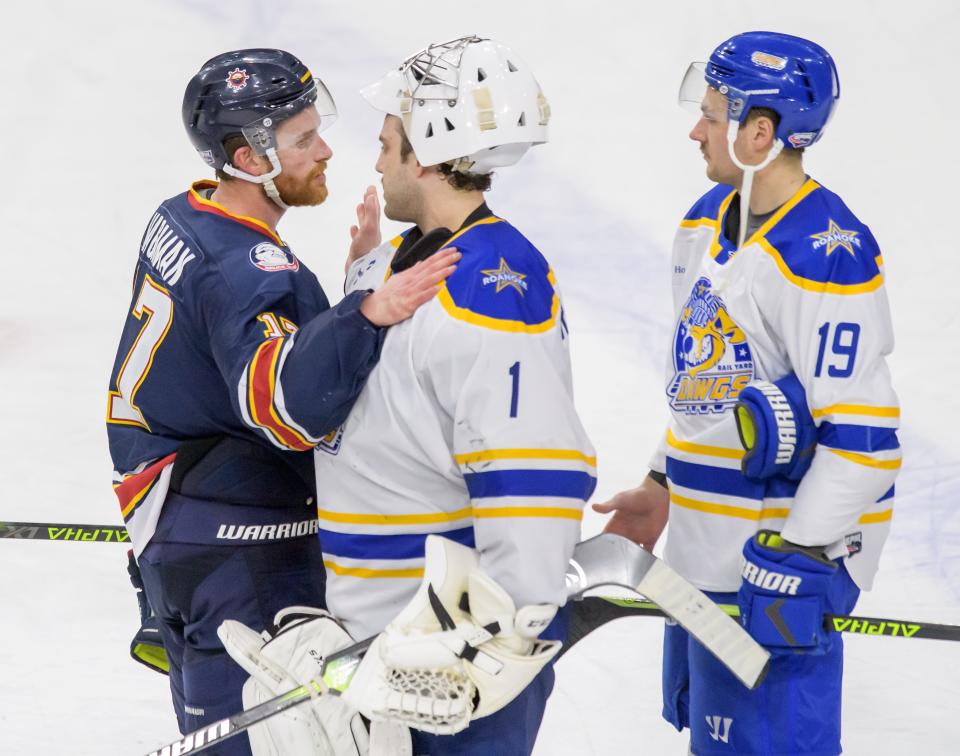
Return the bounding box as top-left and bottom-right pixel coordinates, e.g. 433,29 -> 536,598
398,127 -> 493,192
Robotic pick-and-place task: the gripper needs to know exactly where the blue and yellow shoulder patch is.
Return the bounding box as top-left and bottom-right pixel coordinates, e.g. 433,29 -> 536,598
438,218 -> 559,333
752,180 -> 884,295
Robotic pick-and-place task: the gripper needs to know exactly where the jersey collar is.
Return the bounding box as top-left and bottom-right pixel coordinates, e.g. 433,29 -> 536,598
187,180 -> 285,247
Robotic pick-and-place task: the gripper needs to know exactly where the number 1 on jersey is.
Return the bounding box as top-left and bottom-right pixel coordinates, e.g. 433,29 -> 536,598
107,275 -> 174,429
508,361 -> 520,418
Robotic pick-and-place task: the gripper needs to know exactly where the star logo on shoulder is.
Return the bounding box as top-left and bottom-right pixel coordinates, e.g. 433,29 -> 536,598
480,257 -> 528,296
810,219 -> 861,258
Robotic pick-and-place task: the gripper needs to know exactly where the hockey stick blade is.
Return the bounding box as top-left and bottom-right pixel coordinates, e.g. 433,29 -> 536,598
145,534 -> 768,754
0,521 -> 129,543
565,534 -> 770,689
575,595 -> 960,643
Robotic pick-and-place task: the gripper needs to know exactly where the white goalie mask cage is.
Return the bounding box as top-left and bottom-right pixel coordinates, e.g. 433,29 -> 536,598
361,35 -> 551,173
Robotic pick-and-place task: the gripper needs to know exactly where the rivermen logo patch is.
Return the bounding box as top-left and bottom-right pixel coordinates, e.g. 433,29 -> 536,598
225,67 -> 250,91
480,257 -> 528,296
250,242 -> 299,272
667,276 -> 755,415
810,219 -> 861,258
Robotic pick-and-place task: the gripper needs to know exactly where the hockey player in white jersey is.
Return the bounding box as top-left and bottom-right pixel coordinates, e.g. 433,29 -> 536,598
220,36 -> 596,755
594,32 -> 900,755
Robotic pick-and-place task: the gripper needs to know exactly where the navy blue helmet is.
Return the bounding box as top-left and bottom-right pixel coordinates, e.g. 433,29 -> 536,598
182,49 -> 337,171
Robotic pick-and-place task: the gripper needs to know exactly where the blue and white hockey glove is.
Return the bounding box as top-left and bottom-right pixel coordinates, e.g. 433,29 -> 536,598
735,372 -> 816,481
126,549 -> 168,675
738,531 -> 838,656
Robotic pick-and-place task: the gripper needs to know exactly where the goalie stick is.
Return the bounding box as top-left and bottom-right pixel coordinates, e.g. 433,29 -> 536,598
144,533 -> 769,756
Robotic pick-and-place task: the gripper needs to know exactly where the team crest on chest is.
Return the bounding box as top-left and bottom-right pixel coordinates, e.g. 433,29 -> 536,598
249,242 -> 299,272
667,276 -> 755,415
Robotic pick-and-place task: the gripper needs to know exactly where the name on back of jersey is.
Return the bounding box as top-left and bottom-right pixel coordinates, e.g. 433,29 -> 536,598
140,212 -> 197,286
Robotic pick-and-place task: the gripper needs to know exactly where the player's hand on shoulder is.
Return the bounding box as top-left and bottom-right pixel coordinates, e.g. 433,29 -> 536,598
345,185 -> 382,272
359,247 -> 460,327
592,475 -> 670,552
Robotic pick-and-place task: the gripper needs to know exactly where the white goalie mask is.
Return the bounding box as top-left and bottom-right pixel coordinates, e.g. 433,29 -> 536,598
361,35 -> 550,173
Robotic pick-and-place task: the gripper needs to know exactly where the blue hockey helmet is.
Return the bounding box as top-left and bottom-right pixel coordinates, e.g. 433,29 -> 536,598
182,48 -> 337,171
682,32 -> 840,150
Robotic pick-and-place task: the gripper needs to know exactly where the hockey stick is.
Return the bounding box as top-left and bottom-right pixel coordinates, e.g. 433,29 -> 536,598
0,521 -> 129,543
144,533 -> 769,756
569,595 -> 960,643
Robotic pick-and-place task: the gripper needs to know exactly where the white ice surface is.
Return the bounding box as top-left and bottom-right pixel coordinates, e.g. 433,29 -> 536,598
1,1 -> 959,753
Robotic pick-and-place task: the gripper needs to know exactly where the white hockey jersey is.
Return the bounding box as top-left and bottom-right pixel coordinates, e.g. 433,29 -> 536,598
653,178 -> 900,593
315,213 -> 596,639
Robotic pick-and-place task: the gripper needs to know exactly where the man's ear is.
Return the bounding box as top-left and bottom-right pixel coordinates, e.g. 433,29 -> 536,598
413,160 -> 430,179
752,115 -> 777,152
232,145 -> 268,176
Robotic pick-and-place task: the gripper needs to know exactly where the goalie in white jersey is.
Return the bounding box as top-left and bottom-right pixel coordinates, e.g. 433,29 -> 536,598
595,32 -> 900,756
221,36 -> 595,756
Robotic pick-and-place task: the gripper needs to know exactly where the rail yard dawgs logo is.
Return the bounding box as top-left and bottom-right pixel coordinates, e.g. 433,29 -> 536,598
225,67 -> 250,91
249,242 -> 299,272
667,276 -> 755,415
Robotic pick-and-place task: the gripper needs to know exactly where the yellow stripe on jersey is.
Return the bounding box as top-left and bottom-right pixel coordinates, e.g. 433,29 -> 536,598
454,448 -> 597,466
745,179 -> 820,248
755,237 -> 885,295
827,448 -> 903,470
667,429 -> 745,460
323,560 -> 424,579
859,509 -> 894,524
671,491 -> 894,526
120,479 -> 155,519
473,506 -> 583,520
670,491 -> 789,521
811,403 -> 900,419
679,189 -> 736,260
316,507 -> 473,525
437,269 -> 560,333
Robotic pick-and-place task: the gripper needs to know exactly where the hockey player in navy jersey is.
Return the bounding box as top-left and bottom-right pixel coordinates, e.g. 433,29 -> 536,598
219,36 -> 596,755
107,49 -> 458,755
594,33 -> 900,755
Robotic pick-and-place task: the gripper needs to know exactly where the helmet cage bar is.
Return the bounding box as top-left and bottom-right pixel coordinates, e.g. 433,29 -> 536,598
401,35 -> 482,103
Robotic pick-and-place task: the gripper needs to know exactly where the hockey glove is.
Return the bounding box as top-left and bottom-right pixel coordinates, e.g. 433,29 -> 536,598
738,531 -> 837,656
735,372 -> 817,482
126,549 -> 168,675
219,606 -> 377,756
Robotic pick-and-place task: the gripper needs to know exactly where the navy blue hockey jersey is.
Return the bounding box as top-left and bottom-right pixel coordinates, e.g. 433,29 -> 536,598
107,180 -> 383,552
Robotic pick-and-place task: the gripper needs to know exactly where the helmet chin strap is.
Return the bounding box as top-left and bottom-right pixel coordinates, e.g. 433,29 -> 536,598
726,121 -> 783,250
220,147 -> 289,210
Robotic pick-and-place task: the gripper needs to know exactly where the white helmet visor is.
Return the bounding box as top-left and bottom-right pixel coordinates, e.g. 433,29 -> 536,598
678,62 -> 709,114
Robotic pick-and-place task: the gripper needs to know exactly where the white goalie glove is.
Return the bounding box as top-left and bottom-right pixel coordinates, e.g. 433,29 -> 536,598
218,607 -> 373,756
341,535 -> 562,735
